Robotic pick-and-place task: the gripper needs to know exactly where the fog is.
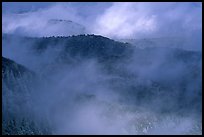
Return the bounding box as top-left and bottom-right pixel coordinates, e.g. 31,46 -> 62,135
2,2 -> 202,135
3,2 -> 202,50
2,34 -> 202,135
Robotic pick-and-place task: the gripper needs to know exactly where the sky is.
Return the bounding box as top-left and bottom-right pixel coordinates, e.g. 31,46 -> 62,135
2,2 -> 202,47
2,2 -> 202,135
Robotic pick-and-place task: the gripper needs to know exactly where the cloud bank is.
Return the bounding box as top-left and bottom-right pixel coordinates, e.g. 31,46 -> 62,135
3,2 -> 202,39
2,3 -> 203,133
93,2 -> 202,39
2,34 -> 202,135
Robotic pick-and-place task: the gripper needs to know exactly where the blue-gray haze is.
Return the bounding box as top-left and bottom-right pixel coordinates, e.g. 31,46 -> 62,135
2,2 -> 202,135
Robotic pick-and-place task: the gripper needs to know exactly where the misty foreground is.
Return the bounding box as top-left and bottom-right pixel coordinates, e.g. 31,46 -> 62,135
2,34 -> 202,135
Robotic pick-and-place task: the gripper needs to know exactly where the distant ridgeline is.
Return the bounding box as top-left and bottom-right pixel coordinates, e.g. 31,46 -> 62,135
31,34 -> 133,63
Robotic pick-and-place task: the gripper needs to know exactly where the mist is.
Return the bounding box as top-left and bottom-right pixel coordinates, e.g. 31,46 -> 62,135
2,2 -> 202,135
2,2 -> 202,50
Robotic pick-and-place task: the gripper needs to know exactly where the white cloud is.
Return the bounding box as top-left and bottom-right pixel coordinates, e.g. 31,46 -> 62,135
2,3 -> 85,37
2,2 -> 202,40
92,2 -> 202,39
93,2 -> 157,38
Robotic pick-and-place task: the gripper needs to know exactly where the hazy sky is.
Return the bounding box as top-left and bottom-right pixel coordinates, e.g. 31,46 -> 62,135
2,2 -> 202,135
2,2 -> 202,40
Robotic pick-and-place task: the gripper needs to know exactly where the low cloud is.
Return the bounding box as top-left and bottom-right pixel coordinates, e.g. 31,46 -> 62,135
93,2 -> 202,39
3,2 -> 202,38
2,2 -> 202,135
